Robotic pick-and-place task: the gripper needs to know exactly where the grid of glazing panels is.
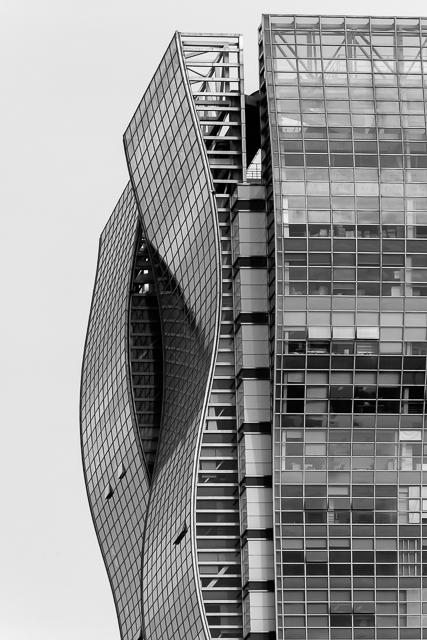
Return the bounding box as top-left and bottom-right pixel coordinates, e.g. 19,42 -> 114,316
262,15 -> 427,640
80,183 -> 150,640
180,33 -> 246,639
124,33 -> 220,640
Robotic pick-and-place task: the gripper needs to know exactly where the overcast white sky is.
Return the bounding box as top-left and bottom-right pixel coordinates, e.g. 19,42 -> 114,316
1,1 -> 426,638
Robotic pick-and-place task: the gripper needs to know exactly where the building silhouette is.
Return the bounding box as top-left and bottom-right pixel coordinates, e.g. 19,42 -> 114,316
81,16 -> 427,640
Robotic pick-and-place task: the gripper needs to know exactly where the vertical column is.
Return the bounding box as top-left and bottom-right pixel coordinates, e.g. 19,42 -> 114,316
232,184 -> 276,639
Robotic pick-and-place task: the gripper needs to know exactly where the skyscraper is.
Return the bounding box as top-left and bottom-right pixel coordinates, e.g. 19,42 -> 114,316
80,16 -> 427,640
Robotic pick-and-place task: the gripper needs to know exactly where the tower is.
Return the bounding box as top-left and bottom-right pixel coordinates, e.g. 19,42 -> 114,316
81,16 -> 427,640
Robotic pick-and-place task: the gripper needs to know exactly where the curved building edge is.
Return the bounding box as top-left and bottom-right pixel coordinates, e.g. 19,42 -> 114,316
80,183 -> 150,640
79,229 -> 126,639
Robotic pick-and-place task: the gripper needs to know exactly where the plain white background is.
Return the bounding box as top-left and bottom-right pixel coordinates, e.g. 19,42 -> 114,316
1,1 -> 426,638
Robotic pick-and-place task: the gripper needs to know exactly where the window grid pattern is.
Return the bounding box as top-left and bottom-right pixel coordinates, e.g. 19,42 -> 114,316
262,14 -> 427,640
180,33 -> 246,640
232,184 -> 276,638
124,34 -> 220,640
80,183 -> 150,640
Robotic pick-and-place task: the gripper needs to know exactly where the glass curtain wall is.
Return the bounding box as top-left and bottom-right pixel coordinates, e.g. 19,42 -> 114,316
262,14 -> 427,640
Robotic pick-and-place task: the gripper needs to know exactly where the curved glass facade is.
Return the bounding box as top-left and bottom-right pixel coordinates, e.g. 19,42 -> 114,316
124,33 -> 221,640
80,183 -> 150,640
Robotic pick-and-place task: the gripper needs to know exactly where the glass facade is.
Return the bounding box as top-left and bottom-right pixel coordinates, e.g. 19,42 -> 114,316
81,15 -> 427,640
261,14 -> 427,640
80,183 -> 150,640
124,33 -> 221,640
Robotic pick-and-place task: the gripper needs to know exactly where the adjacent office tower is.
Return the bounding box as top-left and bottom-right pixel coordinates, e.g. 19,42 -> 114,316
80,15 -> 427,640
